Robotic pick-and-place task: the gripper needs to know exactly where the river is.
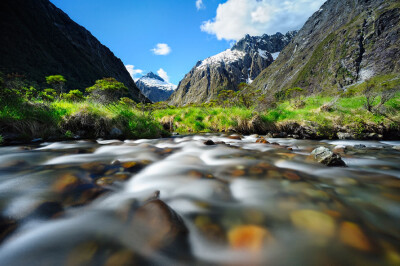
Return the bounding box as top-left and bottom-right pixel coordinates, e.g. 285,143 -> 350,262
0,134 -> 399,265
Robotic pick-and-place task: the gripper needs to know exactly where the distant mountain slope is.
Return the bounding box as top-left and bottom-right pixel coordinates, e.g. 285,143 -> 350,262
135,72 -> 176,102
169,32 -> 296,106
252,0 -> 400,93
0,0 -> 145,102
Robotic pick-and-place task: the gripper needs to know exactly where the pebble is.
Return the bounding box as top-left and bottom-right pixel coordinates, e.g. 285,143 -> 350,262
228,225 -> 272,252
339,222 -> 372,251
290,210 -> 336,237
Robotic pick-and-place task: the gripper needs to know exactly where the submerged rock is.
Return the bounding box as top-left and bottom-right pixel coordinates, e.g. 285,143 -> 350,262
354,144 -> 367,149
204,140 -> 216,146
311,147 -> 346,167
129,199 -> 190,256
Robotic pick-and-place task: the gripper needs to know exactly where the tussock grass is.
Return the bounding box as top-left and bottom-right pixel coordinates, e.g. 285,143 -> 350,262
153,93 -> 399,136
0,99 -> 167,142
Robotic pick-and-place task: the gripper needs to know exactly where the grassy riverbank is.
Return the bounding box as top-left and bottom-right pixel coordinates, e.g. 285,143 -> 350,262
0,93 -> 399,144
0,74 -> 399,143
153,93 -> 400,138
0,100 -> 167,143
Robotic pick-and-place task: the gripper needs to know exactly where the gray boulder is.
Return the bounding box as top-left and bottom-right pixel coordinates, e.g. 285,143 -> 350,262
311,146 -> 347,167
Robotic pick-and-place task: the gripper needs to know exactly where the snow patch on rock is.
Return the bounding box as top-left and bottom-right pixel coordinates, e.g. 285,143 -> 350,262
271,52 -> 280,60
140,77 -> 176,91
197,49 -> 246,70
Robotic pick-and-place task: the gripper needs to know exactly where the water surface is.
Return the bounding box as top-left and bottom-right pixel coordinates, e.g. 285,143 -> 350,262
0,135 -> 399,265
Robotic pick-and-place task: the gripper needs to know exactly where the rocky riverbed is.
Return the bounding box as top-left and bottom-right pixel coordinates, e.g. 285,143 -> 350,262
0,135 -> 399,265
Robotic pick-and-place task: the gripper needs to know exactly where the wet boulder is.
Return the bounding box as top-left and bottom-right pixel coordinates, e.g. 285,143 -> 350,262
203,140 -> 216,146
311,147 -> 346,167
26,202 -> 64,220
128,199 -> 190,257
0,216 -> 17,243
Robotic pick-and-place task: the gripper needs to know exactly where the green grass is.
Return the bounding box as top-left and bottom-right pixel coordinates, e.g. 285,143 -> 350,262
0,99 -> 167,142
153,93 -> 400,136
153,106 -> 254,133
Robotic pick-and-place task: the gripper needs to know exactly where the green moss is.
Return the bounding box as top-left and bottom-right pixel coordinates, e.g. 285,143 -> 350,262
293,32 -> 337,87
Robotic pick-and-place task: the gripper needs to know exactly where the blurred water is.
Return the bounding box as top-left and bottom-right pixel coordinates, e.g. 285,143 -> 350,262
0,135 -> 399,265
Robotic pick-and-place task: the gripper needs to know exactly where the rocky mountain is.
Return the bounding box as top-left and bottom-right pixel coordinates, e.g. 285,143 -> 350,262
135,72 -> 176,102
169,32 -> 297,106
252,0 -> 400,94
0,0 -> 146,102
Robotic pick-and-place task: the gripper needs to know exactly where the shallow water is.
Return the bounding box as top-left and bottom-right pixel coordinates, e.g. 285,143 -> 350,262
0,135 -> 399,265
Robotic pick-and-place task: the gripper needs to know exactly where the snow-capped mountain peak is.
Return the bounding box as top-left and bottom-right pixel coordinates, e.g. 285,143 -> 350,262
135,72 -> 177,102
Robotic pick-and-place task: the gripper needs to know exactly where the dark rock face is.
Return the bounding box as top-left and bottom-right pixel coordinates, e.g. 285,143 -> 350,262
135,72 -> 176,102
0,0 -> 145,102
169,32 -> 296,106
252,0 -> 400,93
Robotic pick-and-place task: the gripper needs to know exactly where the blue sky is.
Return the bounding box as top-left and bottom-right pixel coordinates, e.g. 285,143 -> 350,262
50,0 -> 325,85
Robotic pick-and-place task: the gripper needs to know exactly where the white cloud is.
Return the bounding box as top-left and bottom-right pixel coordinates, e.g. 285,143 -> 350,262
151,43 -> 172,55
196,0 -> 205,10
125,65 -> 143,80
157,68 -> 170,83
201,0 -> 326,41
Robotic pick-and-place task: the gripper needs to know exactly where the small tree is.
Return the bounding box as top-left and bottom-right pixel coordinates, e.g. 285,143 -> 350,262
46,75 -> 66,95
86,78 -> 129,104
217,89 -> 235,107
363,80 -> 377,112
231,83 -> 261,108
286,87 -> 305,108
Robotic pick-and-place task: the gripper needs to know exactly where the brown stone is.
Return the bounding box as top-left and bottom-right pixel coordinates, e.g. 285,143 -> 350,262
339,222 -> 372,252
129,199 -> 189,253
228,225 -> 272,252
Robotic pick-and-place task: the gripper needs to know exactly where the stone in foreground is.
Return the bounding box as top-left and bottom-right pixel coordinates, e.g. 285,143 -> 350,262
311,146 -> 347,167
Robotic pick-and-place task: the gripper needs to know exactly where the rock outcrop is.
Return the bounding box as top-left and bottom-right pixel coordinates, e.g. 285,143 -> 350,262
0,0 -> 146,102
169,32 -> 297,106
252,0 -> 400,94
135,72 -> 176,102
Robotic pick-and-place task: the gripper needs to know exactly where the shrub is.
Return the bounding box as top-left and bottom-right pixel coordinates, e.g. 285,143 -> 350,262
0,73 -> 26,103
61,90 -> 85,102
46,75 -> 66,95
0,134 -> 3,145
23,86 -> 38,101
86,78 -> 128,104
119,97 -> 135,106
39,88 -> 57,102
286,87 -> 305,108
363,80 -> 378,112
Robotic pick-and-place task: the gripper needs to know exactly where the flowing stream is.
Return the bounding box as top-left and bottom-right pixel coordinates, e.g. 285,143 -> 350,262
0,135 -> 399,265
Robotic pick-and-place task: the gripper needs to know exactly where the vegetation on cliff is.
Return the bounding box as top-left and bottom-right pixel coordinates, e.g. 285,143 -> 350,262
0,73 -> 166,143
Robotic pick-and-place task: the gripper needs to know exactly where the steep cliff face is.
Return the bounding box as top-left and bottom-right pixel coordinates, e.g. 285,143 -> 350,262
0,0 -> 145,102
136,72 -> 176,102
169,32 -> 296,106
252,0 -> 400,94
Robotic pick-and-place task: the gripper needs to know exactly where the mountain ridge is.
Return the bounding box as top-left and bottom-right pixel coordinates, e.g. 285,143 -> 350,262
136,72 -> 176,102
0,0 -> 146,102
168,31 -> 297,106
252,0 -> 400,94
